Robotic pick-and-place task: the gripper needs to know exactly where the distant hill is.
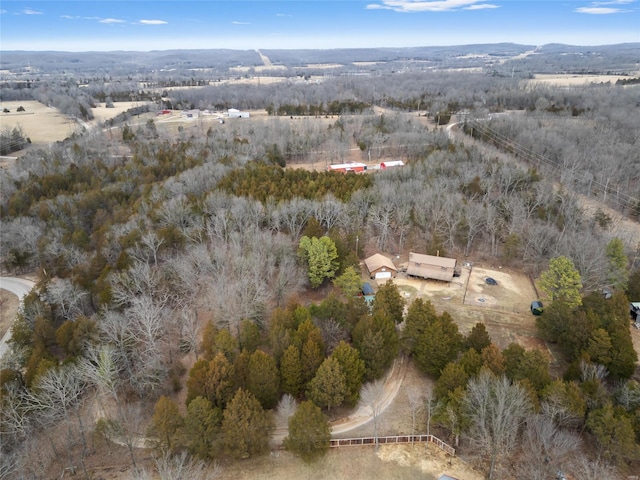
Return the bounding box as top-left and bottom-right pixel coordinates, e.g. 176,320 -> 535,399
1,43 -> 637,76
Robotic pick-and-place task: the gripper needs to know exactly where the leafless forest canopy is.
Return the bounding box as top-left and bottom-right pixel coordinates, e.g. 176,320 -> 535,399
1,43 -> 639,479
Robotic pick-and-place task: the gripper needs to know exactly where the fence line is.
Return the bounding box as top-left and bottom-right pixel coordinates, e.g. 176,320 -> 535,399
329,434 -> 455,456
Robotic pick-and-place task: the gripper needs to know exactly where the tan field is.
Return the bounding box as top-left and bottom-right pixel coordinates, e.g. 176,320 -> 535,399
0,100 -> 151,154
530,73 -> 638,86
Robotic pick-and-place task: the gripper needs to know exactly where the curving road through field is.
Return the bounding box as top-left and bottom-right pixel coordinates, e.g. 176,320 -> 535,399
0,277 -> 35,359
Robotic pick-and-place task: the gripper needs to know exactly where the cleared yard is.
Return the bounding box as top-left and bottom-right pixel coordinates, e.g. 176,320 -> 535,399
394,264 -> 543,351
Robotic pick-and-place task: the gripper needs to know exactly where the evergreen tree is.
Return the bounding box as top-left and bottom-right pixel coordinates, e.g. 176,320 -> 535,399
502,344 -> 551,394
458,348 -> 483,377
298,236 -> 340,288
239,318 -> 262,353
333,266 -> 363,298
538,256 -> 583,308
307,357 -> 347,411
605,237 -> 629,290
481,344 -> 506,376
222,389 -> 273,459
184,396 -> 221,460
353,313 -> 399,381
413,312 -> 463,378
434,362 -> 469,400
371,280 -> 405,324
247,350 -> 280,409
330,340 -> 366,405
148,396 -> 184,453
586,403 -> 639,465
626,269 -> 640,300
186,353 -> 236,408
402,297 -> 437,354
301,337 -> 325,386
284,401 -> 331,462
280,345 -> 303,396
466,322 -> 492,353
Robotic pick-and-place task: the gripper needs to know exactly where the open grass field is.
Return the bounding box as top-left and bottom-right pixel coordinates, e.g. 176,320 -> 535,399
529,73 -> 639,86
0,100 -> 149,157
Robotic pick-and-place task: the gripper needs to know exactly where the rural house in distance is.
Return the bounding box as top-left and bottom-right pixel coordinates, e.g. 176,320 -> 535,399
406,252 -> 458,283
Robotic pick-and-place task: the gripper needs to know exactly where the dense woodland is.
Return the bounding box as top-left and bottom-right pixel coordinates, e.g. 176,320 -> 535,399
1,49 -> 640,480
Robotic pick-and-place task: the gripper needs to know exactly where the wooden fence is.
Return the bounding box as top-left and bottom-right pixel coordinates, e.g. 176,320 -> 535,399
329,434 -> 455,456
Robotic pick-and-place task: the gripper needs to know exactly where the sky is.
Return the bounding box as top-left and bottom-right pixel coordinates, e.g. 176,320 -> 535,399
1,0 -> 638,52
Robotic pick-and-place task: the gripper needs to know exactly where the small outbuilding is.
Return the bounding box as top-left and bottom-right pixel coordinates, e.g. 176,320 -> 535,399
380,160 -> 404,169
327,162 -> 367,173
364,253 -> 398,280
406,252 -> 457,283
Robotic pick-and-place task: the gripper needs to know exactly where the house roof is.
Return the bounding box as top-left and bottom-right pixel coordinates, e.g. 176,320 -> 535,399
364,253 -> 397,274
407,252 -> 456,282
408,252 -> 456,269
381,160 -> 404,167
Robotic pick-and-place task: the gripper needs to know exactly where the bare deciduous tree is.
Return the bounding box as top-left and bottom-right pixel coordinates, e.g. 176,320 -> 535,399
464,372 -> 532,480
275,393 -> 298,429
361,379 -> 387,449
515,414 -> 581,480
406,385 -> 424,443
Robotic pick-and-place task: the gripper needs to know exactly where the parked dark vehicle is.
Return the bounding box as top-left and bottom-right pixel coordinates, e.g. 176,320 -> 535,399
531,300 -> 544,315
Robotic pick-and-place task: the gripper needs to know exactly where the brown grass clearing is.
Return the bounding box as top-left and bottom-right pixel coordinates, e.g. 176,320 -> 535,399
218,443 -> 482,480
0,100 -> 76,146
0,289 -> 19,339
529,72 -> 639,86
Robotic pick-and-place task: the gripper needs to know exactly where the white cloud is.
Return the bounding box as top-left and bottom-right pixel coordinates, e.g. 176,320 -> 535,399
576,6 -> 620,12
139,19 -> 168,25
464,3 -> 499,9
22,8 -> 43,15
276,13 -> 292,17
0,9 -> 7,14
232,21 -> 251,25
593,0 -> 635,4
366,0 -> 496,12
100,18 -> 126,24
576,0 -> 634,13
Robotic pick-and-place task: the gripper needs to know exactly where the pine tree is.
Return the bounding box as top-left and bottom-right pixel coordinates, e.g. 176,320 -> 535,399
247,350 -> 280,409
538,256 -> 583,308
466,322 -> 492,353
353,314 -> 398,381
222,389 -> 273,459
284,401 -> 331,462
186,353 -> 236,408
298,236 -> 340,288
330,340 -> 365,405
183,396 -> 221,459
434,362 -> 469,400
402,297 -> 438,354
333,266 -> 363,298
148,396 -> 184,453
371,280 -> 405,324
280,345 -> 303,396
307,357 -> 347,411
300,337 -> 324,386
413,312 -> 463,378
